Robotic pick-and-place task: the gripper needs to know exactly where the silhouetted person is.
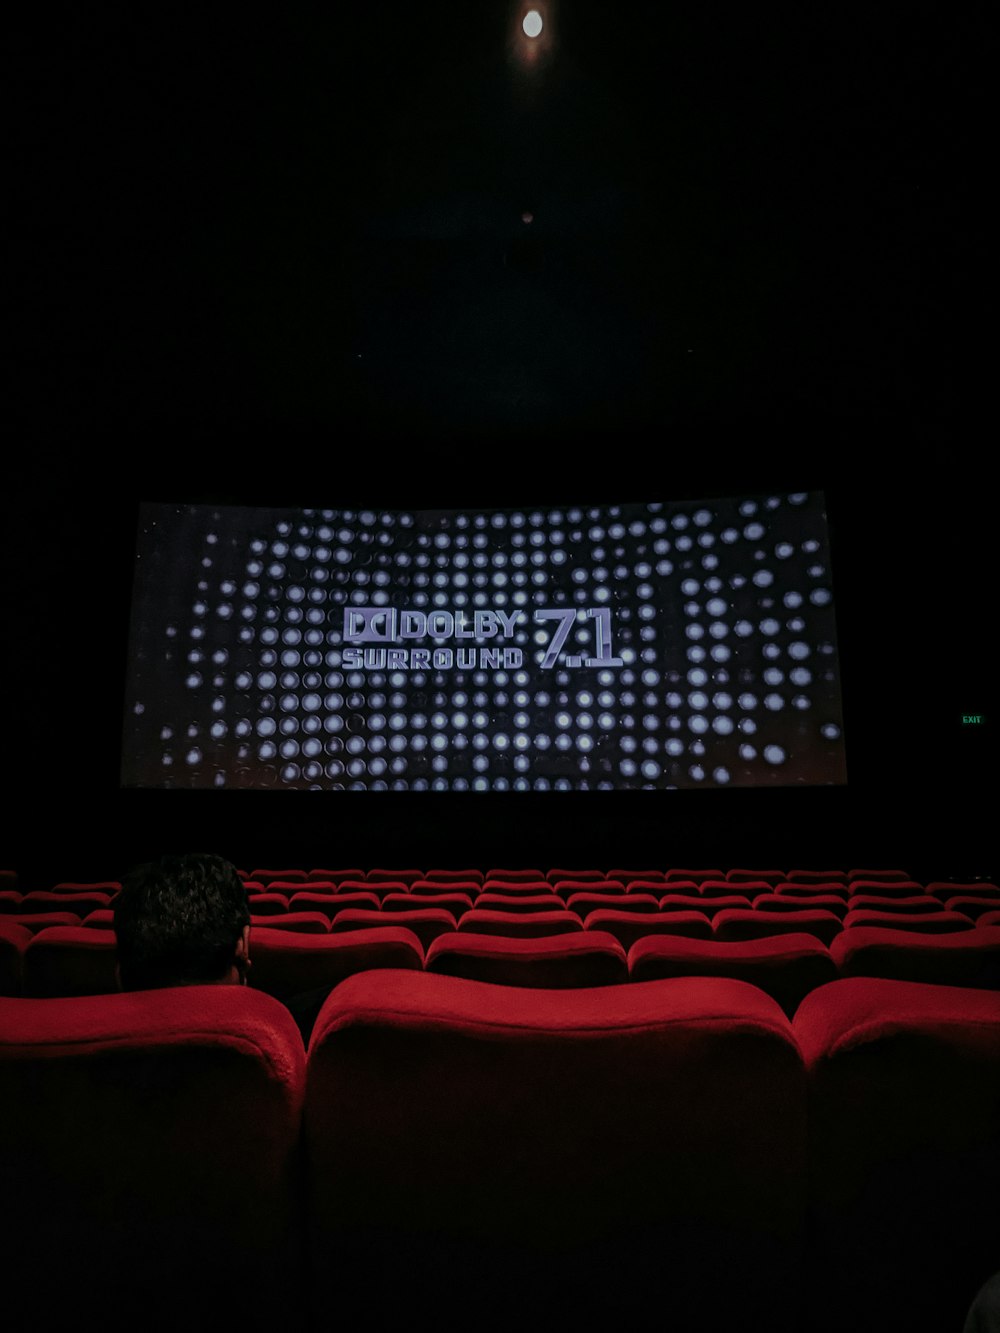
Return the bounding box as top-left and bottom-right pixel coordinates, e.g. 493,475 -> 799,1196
114,852 -> 251,991
115,850 -> 327,1041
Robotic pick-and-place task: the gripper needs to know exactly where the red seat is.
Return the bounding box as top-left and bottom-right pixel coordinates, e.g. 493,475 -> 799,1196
664,868 -> 726,884
22,927 -> 119,997
288,891 -> 381,919
335,878 -> 410,901
0,921 -> 30,996
422,868 -> 485,886
249,925 -> 423,1001
409,878 -> 482,898
473,892 -> 567,914
483,868 -> 546,883
81,909 -> 116,928
18,891 -> 113,916
831,926 -> 1000,989
607,868 -> 667,885
331,908 -> 455,951
584,910 -> 711,950
755,893 -> 848,919
726,868 -> 786,887
251,912 -> 331,934
935,895 -> 1000,921
0,986 -> 306,1327
50,881 -> 121,895
425,930 -> 628,988
713,908 -> 842,947
550,878 -> 626,901
774,881 -> 849,900
794,978 -> 1000,1333
303,971 -> 806,1330
785,869 -> 847,884
249,867 -> 308,886
545,868 -> 609,886
699,878 -> 772,900
846,868 -> 913,883
480,878 -> 553,896
266,879 -> 335,896
0,891 -> 23,914
847,878 -> 924,897
381,892 -> 474,916
629,932 -> 838,1016
841,910 -> 973,934
366,867 -> 424,886
926,881 -> 999,902
567,892 -> 659,919
847,894 -> 949,915
456,909 -> 583,938
3,912 -> 82,933
245,893 -> 289,915
308,867 -> 365,884
660,893 -> 750,916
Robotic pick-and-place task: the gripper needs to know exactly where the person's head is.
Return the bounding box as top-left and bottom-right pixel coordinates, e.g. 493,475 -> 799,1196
114,852 -> 251,991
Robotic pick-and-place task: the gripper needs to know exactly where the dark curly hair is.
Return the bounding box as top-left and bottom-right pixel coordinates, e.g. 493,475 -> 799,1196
114,852 -> 250,991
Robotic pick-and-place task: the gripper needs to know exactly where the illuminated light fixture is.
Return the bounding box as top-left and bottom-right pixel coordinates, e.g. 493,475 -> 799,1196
522,9 -> 543,37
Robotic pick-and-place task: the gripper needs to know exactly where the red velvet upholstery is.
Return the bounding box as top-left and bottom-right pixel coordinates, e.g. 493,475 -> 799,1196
841,909 -> 973,933
629,932 -> 838,1015
308,867 -> 365,883
81,909 -> 116,928
785,869 -> 848,884
456,908 -> 583,938
424,929 -> 628,988
2,912 -> 82,933
23,926 -> 119,997
714,908 -> 843,946
664,867 -> 726,883
0,986 -> 306,1328
831,926 -> 1000,988
755,893 -> 848,919
336,878 -> 410,900
303,971 -> 806,1330
846,878 -> 924,897
700,878 -> 773,900
607,867 -> 667,885
0,920 -> 30,995
550,877 -> 626,900
483,867 -> 546,882
775,881 -> 849,899
249,924 -> 423,1001
245,892 -> 289,914
545,867 -> 609,885
251,912 -> 331,933
250,867 -> 308,885
726,867 -> 786,886
366,867 -> 423,885
381,891 -> 474,917
473,892 -> 567,914
927,881 -> 999,901
480,878 -> 554,895
937,895 -> 1000,921
847,894 -> 952,914
18,891 -> 113,916
567,891 -> 659,917
410,877 -> 482,897
50,880 -> 121,894
288,890 -> 381,918
794,978 -> 1000,1333
330,907 -> 455,951
660,892 -> 750,916
585,909 -> 711,949
846,868 -> 912,883
422,868 -> 485,885
0,891 -> 23,913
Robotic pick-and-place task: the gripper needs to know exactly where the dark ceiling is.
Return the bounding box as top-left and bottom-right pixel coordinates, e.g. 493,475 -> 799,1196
12,3 -> 988,504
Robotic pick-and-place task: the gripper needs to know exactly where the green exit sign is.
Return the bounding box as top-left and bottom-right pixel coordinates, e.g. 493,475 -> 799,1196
961,714 -> 985,725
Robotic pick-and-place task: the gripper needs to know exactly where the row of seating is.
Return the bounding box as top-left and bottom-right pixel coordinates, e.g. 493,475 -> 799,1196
1,973 -> 997,1332
4,864 -> 988,891
4,918 -> 998,1007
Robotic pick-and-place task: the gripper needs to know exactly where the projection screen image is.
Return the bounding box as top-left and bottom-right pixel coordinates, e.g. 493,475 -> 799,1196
120,492 -> 847,791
